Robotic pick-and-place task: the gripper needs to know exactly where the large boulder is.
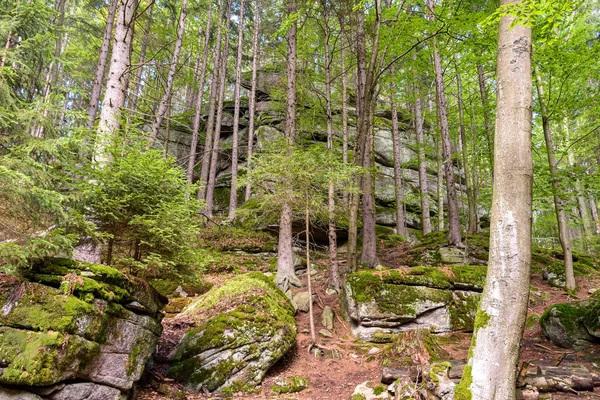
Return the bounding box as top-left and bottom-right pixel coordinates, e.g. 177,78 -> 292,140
0,258 -> 166,398
165,272 -> 296,394
540,293 -> 600,350
341,266 -> 485,341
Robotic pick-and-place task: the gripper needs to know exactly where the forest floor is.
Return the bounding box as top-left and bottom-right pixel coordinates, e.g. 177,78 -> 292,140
137,245 -> 600,400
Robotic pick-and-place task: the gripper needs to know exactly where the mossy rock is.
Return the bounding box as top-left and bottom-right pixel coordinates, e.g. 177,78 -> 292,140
164,297 -> 194,316
166,272 -> 297,393
540,301 -> 597,349
271,375 -> 308,395
342,268 -> 481,341
381,329 -> 448,368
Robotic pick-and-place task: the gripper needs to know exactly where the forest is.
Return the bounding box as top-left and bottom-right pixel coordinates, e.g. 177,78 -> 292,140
1,0 -> 600,399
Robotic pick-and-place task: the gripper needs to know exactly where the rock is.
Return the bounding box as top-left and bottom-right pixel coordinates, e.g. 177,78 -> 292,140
45,382 -> 125,400
293,291 -> 315,313
0,258 -> 165,397
351,381 -> 390,400
341,267 -> 483,341
325,288 -> 337,296
425,362 -> 455,400
439,247 -> 465,264
0,387 -> 43,400
271,376 -> 308,395
166,272 -> 296,393
322,306 -> 335,330
319,328 -> 333,338
540,301 -> 597,349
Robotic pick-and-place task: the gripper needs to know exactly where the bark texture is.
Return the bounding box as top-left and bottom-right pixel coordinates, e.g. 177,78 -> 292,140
457,3 -> 533,399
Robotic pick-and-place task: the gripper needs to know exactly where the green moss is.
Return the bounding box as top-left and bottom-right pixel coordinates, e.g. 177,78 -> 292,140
526,313 -> 540,330
351,394 -> 367,400
540,302 -> 587,334
454,364 -> 472,400
373,384 -> 386,395
428,361 -> 452,384
474,310 -> 491,331
383,267 -> 453,289
449,291 -> 480,331
448,265 -> 487,291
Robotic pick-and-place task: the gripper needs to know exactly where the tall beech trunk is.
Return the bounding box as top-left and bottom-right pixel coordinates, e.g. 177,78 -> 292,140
204,0 -> 232,216
414,80 -> 432,235
244,2 -> 260,202
321,1 -> 340,290
534,70 -> 575,291
149,0 -> 188,145
457,3 -> 533,398
198,0 -> 225,200
228,0 -> 245,220
456,60 -> 477,234
390,71 -> 407,237
129,2 -> 153,117
95,0 -> 138,164
477,63 -> 495,179
275,0 -> 300,291
87,0 -> 118,129
185,10 -> 212,193
427,12 -> 461,245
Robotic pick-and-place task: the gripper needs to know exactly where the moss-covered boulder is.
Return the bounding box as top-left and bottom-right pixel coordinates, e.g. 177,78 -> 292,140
540,293 -> 600,350
0,258 -> 166,397
341,266 -> 484,341
165,272 -> 296,393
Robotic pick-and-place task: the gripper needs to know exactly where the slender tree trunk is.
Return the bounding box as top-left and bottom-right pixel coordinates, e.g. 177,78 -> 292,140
275,0 -> 299,291
128,2 -> 153,118
244,2 -> 261,201
428,18 -> 461,245
149,0 -> 188,145
340,21 -> 349,205
87,0 -> 118,129
477,63 -> 495,180
436,136 -> 444,231
589,198 -> 600,234
306,196 -> 316,342
198,0 -> 225,200
534,70 -> 575,291
95,0 -> 138,164
228,0 -> 245,220
0,31 -> 11,68
185,10 -> 212,193
455,59 -> 477,234
414,80 -> 432,235
204,0 -> 232,217
185,23 -> 208,112
390,72 -> 407,237
457,4 -> 533,398
321,1 -> 340,290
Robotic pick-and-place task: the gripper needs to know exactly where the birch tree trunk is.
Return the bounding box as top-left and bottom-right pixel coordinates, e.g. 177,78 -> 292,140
204,0 -> 232,216
95,0 -> 138,165
186,10 -> 212,192
534,70 -> 575,291
275,0 -> 300,291
149,0 -> 188,145
228,0 -> 245,220
87,0 -> 118,129
244,1 -> 261,202
456,3 -> 533,398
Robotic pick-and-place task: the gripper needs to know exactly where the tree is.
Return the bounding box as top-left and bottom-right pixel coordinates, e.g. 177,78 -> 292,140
456,0 -> 533,398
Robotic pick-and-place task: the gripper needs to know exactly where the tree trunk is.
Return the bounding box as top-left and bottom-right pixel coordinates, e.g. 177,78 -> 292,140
198,0 -> 225,200
429,26 -> 461,245
0,31 -> 11,68
87,0 -> 118,129
244,2 -> 261,202
457,3 -> 533,398
340,20 -> 349,205
455,58 -> 477,235
390,71 -> 407,237
185,22 -> 209,112
129,2 -> 153,118
414,81 -> 432,235
228,0 -> 245,220
589,198 -> 600,234
321,1 -> 340,290
149,0 -> 188,145
534,70 -> 575,291
436,136 -> 444,231
275,0 -> 299,291
204,0 -> 233,217
95,0 -> 138,164
477,63 -> 495,180
306,196 -> 316,342
186,10 -> 212,194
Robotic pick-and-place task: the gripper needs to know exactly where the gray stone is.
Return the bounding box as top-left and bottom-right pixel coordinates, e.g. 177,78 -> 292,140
293,292 -> 315,313
325,288 -> 337,296
0,387 -> 43,400
540,301 -> 597,350
439,247 -> 465,264
352,381 -> 390,400
48,383 -> 125,400
319,328 -> 333,338
322,306 -> 335,330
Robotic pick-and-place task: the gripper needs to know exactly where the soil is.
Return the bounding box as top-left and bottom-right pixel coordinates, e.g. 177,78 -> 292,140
137,246 -> 600,400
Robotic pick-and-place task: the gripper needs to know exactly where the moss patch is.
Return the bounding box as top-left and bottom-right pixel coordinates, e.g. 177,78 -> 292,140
271,376 -> 308,395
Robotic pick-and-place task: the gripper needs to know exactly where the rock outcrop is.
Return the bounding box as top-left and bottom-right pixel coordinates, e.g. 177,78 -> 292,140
341,266 -> 486,341
0,258 -> 167,398
540,292 -> 600,350
165,272 -> 296,394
